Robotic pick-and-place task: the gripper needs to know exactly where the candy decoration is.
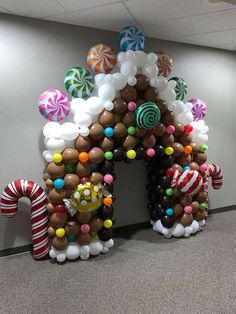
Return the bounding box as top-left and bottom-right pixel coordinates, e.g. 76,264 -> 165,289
156,51 -> 173,77
119,25 -> 145,52
177,170 -> 203,195
38,89 -> 70,121
0,179 -> 49,260
135,102 -> 160,130
87,44 -> 116,74
64,67 -> 94,98
205,164 -> 223,190
169,77 -> 187,101
188,98 -> 208,121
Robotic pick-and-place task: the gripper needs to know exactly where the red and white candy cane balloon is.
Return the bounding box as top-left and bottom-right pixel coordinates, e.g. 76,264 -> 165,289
205,164 -> 223,190
0,179 -> 50,260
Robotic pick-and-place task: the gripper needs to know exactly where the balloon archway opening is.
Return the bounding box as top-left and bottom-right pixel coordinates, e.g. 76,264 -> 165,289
0,26 -> 222,263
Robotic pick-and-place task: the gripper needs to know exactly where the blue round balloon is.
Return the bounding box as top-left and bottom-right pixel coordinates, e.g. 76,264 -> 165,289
166,208 -> 174,216
119,25 -> 145,52
182,165 -> 190,171
54,178 -> 64,190
104,127 -> 114,138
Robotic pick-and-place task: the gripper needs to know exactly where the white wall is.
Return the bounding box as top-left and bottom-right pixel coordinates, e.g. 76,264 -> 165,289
0,14 -> 235,250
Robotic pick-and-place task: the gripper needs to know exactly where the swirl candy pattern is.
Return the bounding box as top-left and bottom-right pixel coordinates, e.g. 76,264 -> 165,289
64,67 -> 94,99
135,102 -> 160,130
87,44 -> 117,74
177,170 -> 203,195
119,25 -> 145,52
156,51 -> 173,77
169,77 -> 187,101
189,98 -> 208,121
0,179 -> 50,260
38,89 -> 70,121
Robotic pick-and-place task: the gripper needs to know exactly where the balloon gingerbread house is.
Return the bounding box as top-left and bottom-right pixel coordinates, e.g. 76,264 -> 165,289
0,26 -> 223,262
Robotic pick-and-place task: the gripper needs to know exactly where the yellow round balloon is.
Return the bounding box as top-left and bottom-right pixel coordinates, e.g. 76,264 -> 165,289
52,153 -> 62,163
165,147 -> 174,155
127,149 -> 136,159
56,228 -> 65,237
104,219 -> 113,228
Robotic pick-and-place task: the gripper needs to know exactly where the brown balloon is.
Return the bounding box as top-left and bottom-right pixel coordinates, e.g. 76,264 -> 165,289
48,188 -> 67,205
76,212 -> 92,224
45,179 -> 54,188
173,188 -> 181,197
65,221 -> 80,236
89,123 -> 104,140
78,233 -> 92,246
75,136 -> 91,152
136,98 -> 145,107
52,236 -> 68,251
194,211 -> 206,221
160,134 -> 174,146
174,122 -> 184,136
50,212 -> 67,227
196,191 -> 207,203
47,162 -> 65,179
174,204 -> 183,216
179,194 -> 192,206
135,128 -> 147,138
122,135 -> 136,150
156,99 -> 168,114
98,137 -> 114,151
90,172 -> 104,184
120,85 -> 137,102
76,162 -> 91,177
64,174 -> 80,190
89,217 -> 103,232
135,74 -> 149,91
194,153 -> 208,165
88,147 -> 104,164
114,122 -> 127,138
47,203 -> 54,213
180,213 -> 193,227
190,142 -> 200,154
161,110 -> 175,125
43,173 -> 50,181
48,226 -> 55,237
176,154 -> 192,166
99,110 -> 115,127
189,162 -> 199,171
62,148 -> 79,164
172,142 -> 184,156
113,98 -> 127,114
178,134 -> 192,146
144,87 -> 158,102
172,163 -> 182,172
66,190 -> 74,198
152,123 -> 166,137
191,201 -> 200,214
142,134 -> 156,149
122,111 -> 135,127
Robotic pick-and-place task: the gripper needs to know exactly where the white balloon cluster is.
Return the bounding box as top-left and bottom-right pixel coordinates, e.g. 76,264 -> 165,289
169,100 -> 194,125
191,120 -> 209,144
152,219 -> 205,238
49,237 -> 114,262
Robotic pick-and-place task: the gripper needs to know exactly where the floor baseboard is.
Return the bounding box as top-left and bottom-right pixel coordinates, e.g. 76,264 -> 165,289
0,206 -> 234,258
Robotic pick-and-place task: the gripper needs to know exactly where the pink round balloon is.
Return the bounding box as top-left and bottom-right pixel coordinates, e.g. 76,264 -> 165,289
104,174 -> 113,184
188,98 -> 207,121
184,206 -> 192,214
80,224 -> 90,234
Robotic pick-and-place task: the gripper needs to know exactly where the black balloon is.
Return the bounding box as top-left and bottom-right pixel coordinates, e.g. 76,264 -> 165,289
161,215 -> 175,228
154,145 -> 165,157
159,196 -> 173,209
98,228 -> 113,241
158,176 -> 171,189
99,205 -> 114,219
135,147 -> 146,160
101,160 -> 114,173
161,155 -> 175,168
104,183 -> 114,193
113,148 -> 125,162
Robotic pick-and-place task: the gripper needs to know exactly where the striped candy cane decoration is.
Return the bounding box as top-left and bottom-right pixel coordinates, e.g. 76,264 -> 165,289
205,164 -> 223,190
0,179 -> 50,260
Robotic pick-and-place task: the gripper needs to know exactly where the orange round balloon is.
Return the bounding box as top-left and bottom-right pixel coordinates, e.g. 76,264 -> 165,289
103,197 -> 112,206
184,145 -> 192,155
79,152 -> 89,163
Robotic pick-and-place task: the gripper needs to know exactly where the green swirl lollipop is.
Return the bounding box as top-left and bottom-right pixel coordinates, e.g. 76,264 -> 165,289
135,102 -> 161,130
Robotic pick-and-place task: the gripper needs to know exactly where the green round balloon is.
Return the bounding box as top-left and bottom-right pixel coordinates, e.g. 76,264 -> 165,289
169,77 -> 187,101
135,102 -> 160,130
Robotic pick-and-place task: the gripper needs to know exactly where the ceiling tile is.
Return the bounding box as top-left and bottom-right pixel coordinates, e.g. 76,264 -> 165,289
184,0 -> 236,15
55,0 -> 120,12
46,2 -> 134,31
0,0 -> 66,18
142,16 -> 195,39
125,0 -> 190,23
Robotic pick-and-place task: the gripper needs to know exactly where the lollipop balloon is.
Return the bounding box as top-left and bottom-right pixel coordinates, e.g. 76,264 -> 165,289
38,89 -> 70,122
135,102 -> 161,130
119,25 -> 145,52
156,51 -> 173,77
87,44 -> 116,74
64,67 -> 94,99
169,77 -> 187,101
188,98 -> 208,121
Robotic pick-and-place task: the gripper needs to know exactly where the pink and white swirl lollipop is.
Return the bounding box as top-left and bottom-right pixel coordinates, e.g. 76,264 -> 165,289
188,98 -> 207,121
38,89 -> 70,122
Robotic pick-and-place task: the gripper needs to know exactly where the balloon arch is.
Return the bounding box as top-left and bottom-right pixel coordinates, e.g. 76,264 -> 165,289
0,26 -> 223,262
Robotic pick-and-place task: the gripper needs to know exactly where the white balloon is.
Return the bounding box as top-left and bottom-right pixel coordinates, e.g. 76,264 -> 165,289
43,150 -> 53,162
112,73 -> 127,90
117,52 -> 127,64
70,98 -> 86,114
89,241 -> 103,255
156,77 -> 168,92
74,112 -> 92,127
105,74 -> 114,85
178,111 -> 193,124
98,84 -> 115,101
146,52 -> 158,64
61,122 -> 80,140
66,243 -> 80,260
43,122 -> 61,138
150,77 -> 158,88
49,248 -> 56,259
57,253 -> 66,263
104,100 -> 114,111
46,137 -> 65,153
102,247 -> 109,253
173,100 -> 185,114
80,253 -> 89,260
86,96 -> 104,115
121,61 -> 137,77
80,127 -> 90,137
104,239 -> 114,248
172,223 -> 185,237
127,76 -> 137,86
94,73 -> 106,89
81,245 -> 90,255
133,51 -> 146,67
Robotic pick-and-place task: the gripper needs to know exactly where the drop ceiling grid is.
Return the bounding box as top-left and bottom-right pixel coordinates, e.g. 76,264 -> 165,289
0,0 -> 235,50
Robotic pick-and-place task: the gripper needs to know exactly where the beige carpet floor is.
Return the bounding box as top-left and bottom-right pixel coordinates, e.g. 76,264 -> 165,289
0,211 -> 235,314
